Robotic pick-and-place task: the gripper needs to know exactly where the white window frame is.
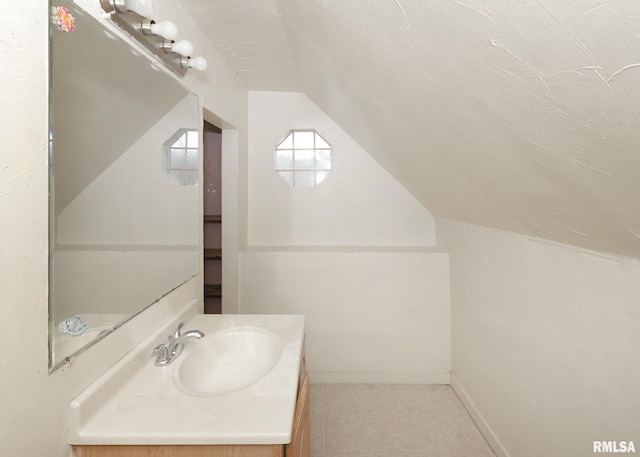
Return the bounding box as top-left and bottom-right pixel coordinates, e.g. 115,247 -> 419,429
165,128 -> 199,186
275,129 -> 332,187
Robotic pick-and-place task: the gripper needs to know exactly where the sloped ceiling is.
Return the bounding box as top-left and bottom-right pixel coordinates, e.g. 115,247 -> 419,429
181,0 -> 640,258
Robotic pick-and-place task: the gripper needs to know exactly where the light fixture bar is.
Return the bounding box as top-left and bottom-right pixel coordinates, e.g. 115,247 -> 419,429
99,0 -> 187,77
109,0 -> 128,14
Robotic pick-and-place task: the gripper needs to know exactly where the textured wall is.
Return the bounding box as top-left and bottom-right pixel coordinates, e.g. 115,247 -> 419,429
439,218 -> 640,457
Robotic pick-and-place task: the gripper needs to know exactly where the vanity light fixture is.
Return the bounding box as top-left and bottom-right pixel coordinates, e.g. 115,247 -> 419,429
100,0 -> 208,77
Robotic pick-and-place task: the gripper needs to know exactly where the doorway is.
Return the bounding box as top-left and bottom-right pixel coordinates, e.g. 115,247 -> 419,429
203,120 -> 222,314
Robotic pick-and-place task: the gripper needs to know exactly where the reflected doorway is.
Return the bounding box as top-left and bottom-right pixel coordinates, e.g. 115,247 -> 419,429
203,120 -> 222,314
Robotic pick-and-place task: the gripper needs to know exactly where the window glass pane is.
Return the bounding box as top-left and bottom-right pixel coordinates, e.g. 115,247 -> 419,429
275,129 -> 331,187
186,130 -> 199,148
166,129 -> 199,186
184,170 -> 199,186
316,149 -> 331,170
170,149 -> 185,168
278,171 -> 294,186
173,133 -> 186,148
315,132 -> 330,149
316,170 -> 329,185
186,150 -> 199,169
294,131 -> 314,149
295,171 -> 316,187
277,132 -> 294,150
276,150 -> 293,169
294,149 -> 315,170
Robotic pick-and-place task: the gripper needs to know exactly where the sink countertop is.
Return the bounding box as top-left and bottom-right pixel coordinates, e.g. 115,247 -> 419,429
68,303 -> 306,445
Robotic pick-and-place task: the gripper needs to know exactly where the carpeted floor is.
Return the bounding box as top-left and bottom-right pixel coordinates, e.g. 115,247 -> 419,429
310,383 -> 496,457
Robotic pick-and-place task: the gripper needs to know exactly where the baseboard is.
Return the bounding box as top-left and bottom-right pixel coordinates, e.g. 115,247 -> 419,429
308,369 -> 451,384
451,375 -> 511,457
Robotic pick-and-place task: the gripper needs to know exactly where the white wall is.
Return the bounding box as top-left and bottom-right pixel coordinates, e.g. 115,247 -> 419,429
248,91 -> 435,247
240,250 -> 450,383
243,91 -> 448,383
438,218 -> 640,457
0,2 -> 246,456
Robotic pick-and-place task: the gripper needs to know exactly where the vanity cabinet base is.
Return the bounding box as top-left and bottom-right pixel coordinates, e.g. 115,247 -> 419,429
285,373 -> 310,457
73,445 -> 284,457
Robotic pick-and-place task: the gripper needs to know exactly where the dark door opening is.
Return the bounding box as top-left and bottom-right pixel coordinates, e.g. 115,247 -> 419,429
203,120 -> 222,314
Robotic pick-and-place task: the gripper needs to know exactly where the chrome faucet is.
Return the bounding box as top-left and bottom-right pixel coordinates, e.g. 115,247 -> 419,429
153,321 -> 204,367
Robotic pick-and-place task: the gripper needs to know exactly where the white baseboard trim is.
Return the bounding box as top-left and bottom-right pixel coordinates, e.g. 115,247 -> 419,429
308,369 -> 451,384
451,375 -> 511,457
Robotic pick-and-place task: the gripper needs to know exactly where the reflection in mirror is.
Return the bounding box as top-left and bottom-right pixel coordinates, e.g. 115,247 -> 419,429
49,1 -> 200,371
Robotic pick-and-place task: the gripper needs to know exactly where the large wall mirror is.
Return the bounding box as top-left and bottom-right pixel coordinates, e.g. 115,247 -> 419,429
49,1 -> 200,371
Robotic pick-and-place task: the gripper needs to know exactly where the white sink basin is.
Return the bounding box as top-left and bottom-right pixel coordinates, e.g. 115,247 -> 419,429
173,327 -> 282,397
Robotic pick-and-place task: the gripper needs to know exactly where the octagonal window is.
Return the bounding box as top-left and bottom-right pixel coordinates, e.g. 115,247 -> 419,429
166,129 -> 199,186
276,129 -> 331,187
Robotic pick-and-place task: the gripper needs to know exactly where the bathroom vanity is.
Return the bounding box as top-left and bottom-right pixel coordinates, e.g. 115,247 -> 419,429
70,302 -> 310,457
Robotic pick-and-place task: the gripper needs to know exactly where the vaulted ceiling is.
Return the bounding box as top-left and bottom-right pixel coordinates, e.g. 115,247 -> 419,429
181,0 -> 640,258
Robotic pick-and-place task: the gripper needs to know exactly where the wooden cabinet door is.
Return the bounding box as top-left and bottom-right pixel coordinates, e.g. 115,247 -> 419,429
285,373 -> 310,457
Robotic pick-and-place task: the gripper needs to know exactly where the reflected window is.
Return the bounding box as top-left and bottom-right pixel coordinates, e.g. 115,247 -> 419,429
166,129 -> 199,186
276,129 -> 331,187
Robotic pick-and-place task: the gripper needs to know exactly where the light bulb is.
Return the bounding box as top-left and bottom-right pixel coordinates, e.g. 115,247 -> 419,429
171,40 -> 194,57
124,0 -> 155,17
188,56 -> 208,71
150,20 -> 178,40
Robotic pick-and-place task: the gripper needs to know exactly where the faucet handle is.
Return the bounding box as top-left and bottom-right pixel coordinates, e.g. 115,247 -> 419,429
154,343 -> 169,354
153,343 -> 170,366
